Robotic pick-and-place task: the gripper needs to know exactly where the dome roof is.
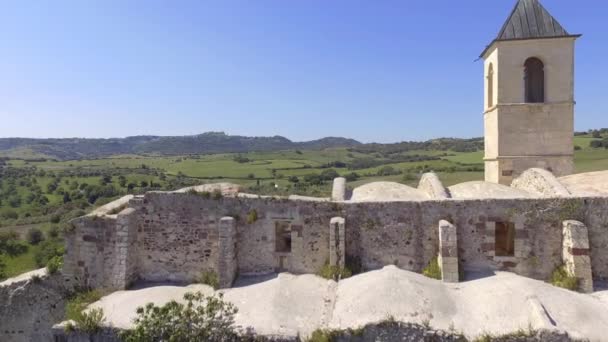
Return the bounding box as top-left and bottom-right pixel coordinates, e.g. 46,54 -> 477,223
448,181 -> 533,199
559,171 -> 608,196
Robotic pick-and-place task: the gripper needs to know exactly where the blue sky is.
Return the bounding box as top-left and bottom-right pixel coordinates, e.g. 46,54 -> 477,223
0,0 -> 606,143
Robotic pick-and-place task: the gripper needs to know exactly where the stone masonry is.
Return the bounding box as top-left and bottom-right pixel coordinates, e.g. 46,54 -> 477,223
438,220 -> 459,283
562,220 -> 593,293
329,217 -> 346,268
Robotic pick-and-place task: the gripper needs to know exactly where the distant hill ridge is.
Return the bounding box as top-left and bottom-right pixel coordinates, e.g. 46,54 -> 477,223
0,132 -> 362,160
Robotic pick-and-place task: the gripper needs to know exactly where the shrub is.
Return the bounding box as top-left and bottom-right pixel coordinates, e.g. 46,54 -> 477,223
0,209 -> 19,220
318,262 -> 352,281
0,231 -> 28,257
27,228 -> 45,245
50,214 -> 61,224
66,290 -> 104,322
70,308 -> 105,334
422,256 -> 442,280
120,292 -> 238,342
246,210 -> 258,224
199,270 -> 219,289
550,265 -> 578,291
590,140 -> 603,148
307,329 -> 339,342
48,225 -> 60,239
0,258 -> 6,281
34,240 -> 64,267
47,255 -> 63,274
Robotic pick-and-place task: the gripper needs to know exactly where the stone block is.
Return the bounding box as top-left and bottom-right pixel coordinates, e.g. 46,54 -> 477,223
562,220 -> 593,293
438,220 -> 459,283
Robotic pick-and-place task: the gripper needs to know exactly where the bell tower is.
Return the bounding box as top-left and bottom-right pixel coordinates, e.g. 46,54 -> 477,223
481,0 -> 581,184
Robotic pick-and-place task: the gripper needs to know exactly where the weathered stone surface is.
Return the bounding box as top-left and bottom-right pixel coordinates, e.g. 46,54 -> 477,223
329,217 -> 346,268
418,172 -> 450,199
438,220 -> 459,283
0,270 -> 70,342
332,177 -> 347,201
562,220 -> 593,293
511,168 -> 572,197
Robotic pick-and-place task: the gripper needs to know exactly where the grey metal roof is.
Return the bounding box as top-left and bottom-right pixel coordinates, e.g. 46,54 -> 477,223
480,0 -> 581,58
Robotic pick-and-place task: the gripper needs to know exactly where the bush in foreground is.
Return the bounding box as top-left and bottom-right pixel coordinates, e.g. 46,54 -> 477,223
120,292 -> 238,342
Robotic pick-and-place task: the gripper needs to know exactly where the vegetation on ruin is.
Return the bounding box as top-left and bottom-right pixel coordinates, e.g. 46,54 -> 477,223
318,262 -> 353,281
65,308 -> 106,335
199,270 -> 220,289
1,131 -> 607,278
422,256 -> 442,280
550,265 -> 579,291
246,209 -> 258,224
46,255 -> 63,274
120,291 -> 239,342
65,289 -> 105,322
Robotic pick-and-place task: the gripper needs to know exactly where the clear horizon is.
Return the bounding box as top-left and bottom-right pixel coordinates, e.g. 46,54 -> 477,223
1,0 -> 607,143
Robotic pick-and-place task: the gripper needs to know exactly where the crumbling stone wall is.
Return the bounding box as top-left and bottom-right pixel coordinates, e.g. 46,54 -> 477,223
0,271 -> 69,342
64,190 -> 608,292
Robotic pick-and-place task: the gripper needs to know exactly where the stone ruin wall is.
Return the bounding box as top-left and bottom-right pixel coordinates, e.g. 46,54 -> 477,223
63,191 -> 608,291
0,272 -> 69,342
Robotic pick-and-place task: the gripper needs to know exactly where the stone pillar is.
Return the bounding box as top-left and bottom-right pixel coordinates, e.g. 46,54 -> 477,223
329,217 -> 345,268
562,220 -> 593,293
218,217 -> 237,289
438,220 -> 459,283
113,208 -> 137,289
331,177 -> 346,201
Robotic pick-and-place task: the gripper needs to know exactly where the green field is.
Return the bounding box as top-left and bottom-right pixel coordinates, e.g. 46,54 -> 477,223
1,133 -> 608,279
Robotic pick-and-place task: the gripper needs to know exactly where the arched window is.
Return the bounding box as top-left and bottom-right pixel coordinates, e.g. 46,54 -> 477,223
524,57 -> 544,103
487,63 -> 494,108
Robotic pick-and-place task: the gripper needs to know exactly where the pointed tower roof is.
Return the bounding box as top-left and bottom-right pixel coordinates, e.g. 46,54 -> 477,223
480,0 -> 581,58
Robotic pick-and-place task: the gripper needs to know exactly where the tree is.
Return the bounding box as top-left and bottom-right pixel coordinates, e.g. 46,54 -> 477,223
320,169 -> 339,181
590,140 -> 603,149
288,176 -> 299,184
118,175 -> 127,188
592,130 -> 602,138
120,292 -> 238,342
344,172 -> 360,182
0,231 -> 28,257
27,228 -> 45,245
377,166 -> 400,176
247,173 -> 255,180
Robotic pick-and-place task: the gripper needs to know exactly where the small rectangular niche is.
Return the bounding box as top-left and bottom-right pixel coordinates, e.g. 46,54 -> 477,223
495,222 -> 515,256
275,221 -> 292,253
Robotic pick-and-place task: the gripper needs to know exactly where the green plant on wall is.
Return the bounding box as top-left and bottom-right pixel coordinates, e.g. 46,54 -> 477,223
422,256 -> 441,280
199,270 -> 219,289
318,261 -> 352,281
246,210 -> 258,224
550,264 -> 578,291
